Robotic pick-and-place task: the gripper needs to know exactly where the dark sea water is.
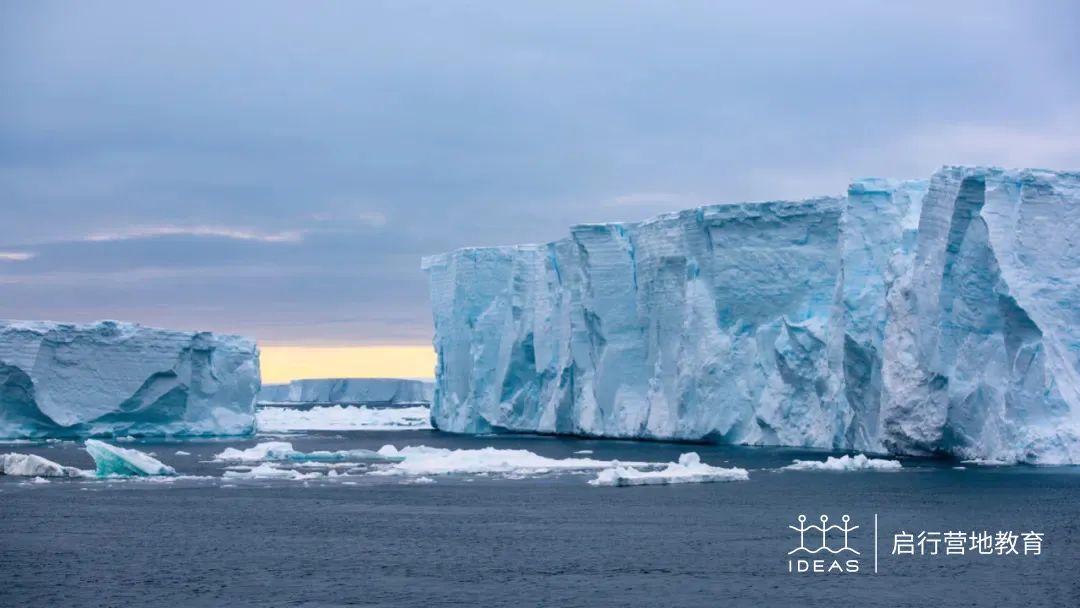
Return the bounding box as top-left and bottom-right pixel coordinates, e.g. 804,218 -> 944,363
1,430 -> 1078,607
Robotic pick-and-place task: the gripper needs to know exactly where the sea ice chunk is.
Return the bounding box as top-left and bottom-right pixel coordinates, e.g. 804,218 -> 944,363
0,452 -> 85,477
588,452 -> 749,487
222,463 -> 323,481
84,439 -> 177,477
782,454 -> 901,471
214,441 -> 297,462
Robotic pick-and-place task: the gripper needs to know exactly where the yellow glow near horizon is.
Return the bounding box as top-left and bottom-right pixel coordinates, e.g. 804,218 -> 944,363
259,346 -> 436,384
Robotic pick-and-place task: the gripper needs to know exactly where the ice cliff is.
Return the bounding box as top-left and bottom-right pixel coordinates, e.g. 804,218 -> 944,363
423,166 -> 1080,464
0,320 -> 260,439
258,378 -> 434,405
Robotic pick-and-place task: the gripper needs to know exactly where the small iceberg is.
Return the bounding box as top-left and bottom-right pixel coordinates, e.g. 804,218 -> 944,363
214,441 -> 402,464
1,453 -> 85,478
370,445 -> 650,478
214,441 -> 297,462
588,453 -> 749,487
84,439 -> 177,477
782,454 -> 902,471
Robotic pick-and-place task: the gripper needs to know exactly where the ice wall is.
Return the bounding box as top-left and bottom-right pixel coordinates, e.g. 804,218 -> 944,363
424,166 -> 1080,463
881,168 -> 1080,463
258,378 -> 434,405
0,320 -> 260,438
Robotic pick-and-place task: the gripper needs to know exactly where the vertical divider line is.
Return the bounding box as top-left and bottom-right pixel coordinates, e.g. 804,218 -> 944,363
874,513 -> 879,574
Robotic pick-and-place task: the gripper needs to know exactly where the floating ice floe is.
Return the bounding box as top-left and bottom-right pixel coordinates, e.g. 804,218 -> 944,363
222,463 -> 323,481
84,439 -> 177,477
588,453 -> 749,487
782,454 -> 902,471
0,453 -> 85,477
961,458 -> 1013,466
369,445 -> 650,478
175,450 -> 191,456
255,405 -> 432,432
214,441 -> 402,464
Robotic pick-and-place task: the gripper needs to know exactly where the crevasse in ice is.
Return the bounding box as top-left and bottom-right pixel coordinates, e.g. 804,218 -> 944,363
423,166 -> 1080,464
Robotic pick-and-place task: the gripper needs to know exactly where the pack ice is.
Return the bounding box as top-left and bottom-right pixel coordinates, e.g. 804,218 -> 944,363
258,378 -> 434,404
423,167 -> 1080,464
0,320 -> 260,439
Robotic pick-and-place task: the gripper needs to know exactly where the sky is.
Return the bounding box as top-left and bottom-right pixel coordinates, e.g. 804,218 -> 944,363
2,1 -> 1078,380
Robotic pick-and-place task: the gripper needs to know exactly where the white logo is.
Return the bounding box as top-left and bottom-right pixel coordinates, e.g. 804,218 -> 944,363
788,514 -> 861,573
789,514 -> 860,555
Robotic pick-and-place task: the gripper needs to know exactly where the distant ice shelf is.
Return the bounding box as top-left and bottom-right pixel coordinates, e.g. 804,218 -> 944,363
0,320 -> 259,439
255,404 -> 432,432
254,403 -> 432,431
423,166 -> 1080,464
258,378 -> 434,405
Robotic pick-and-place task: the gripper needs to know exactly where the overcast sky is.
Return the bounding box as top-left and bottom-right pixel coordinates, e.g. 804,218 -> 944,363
2,1 -> 1078,347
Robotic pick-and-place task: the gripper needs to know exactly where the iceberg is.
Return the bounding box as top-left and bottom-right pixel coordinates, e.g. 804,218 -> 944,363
84,439 -> 177,476
255,404 -> 432,432
0,452 -> 85,477
0,320 -> 259,439
258,378 -> 434,405
423,166 -> 1080,464
782,454 -> 902,471
588,452 -> 749,487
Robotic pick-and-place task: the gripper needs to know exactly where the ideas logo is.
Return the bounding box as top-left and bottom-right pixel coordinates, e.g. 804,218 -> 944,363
788,514 -> 862,574
785,513 -> 1043,574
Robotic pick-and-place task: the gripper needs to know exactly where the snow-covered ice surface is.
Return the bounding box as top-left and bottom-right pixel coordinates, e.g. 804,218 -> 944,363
370,445 -> 651,478
222,463 -> 322,481
0,320 -> 259,439
782,454 -> 902,471
256,405 -> 432,432
424,166 -> 1080,464
214,441 -> 401,464
589,452 -> 749,487
84,439 -> 177,477
0,452 -> 85,477
258,378 -> 434,404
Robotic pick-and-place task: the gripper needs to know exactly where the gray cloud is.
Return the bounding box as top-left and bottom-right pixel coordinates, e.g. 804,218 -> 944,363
2,1 -> 1078,343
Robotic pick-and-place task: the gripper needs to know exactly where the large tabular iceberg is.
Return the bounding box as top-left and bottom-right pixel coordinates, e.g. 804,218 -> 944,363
0,320 -> 260,439
423,166 -> 1080,464
258,378 -> 434,405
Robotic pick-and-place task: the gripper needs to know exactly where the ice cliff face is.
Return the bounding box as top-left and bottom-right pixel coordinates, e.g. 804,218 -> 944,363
881,168 -> 1080,464
258,378 -> 434,405
423,166 -> 1080,464
0,320 -> 259,439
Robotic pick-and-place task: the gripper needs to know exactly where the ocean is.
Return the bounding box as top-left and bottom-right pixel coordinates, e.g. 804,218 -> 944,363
1,429 -> 1078,607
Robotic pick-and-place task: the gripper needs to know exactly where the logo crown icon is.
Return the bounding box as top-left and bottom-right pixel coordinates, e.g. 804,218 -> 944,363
789,514 -> 860,555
